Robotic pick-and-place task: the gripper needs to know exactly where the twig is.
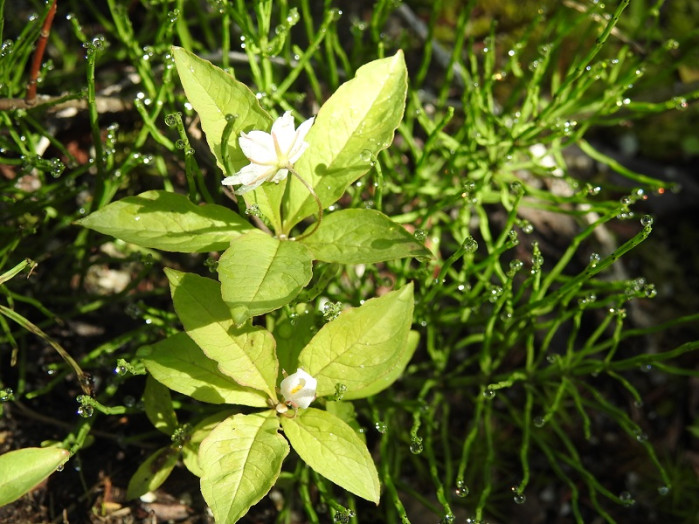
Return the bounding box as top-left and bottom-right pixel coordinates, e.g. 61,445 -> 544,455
25,0 -> 58,105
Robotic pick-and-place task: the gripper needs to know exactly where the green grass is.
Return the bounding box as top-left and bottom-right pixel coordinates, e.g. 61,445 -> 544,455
1,0 -> 698,522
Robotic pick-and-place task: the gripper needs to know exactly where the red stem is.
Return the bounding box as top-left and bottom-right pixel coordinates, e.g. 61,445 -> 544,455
25,0 -> 58,105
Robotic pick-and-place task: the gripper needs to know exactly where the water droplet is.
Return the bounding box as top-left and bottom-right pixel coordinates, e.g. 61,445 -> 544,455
0,387 -> 15,402
1,39 -> 14,58
328,8 -> 343,21
286,9 -> 300,25
673,96 -> 688,110
513,493 -> 526,504
507,230 -> 519,246
164,112 -> 180,127
664,39 -> 679,50
414,229 -> 427,242
440,514 -> 455,524
56,464 -> 64,472
589,252 -> 601,267
333,383 -> 347,401
483,387 -> 495,399
462,236 -> 478,253
77,405 -> 94,418
619,491 -> 635,506
520,220 -> 534,234
409,436 -> 423,454
455,479 -> 469,497
635,431 -> 648,442
487,286 -> 503,303
375,421 -> 387,434
640,215 -> 653,228
657,485 -> 670,496
533,416 -> 545,428
114,365 -> 127,375
243,204 -> 261,217
508,259 -> 523,276
322,301 -> 343,322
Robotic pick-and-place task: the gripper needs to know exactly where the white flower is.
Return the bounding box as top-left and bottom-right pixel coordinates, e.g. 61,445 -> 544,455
222,111 -> 315,194
280,368 -> 317,409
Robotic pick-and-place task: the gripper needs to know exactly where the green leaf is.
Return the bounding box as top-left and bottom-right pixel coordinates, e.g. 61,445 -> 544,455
182,411 -> 234,477
0,447 -> 70,506
143,374 -> 178,435
200,411 -> 288,523
139,332 -> 268,407
273,303 -> 316,377
281,408 -> 379,503
126,446 -> 179,500
300,209 -> 430,264
77,190 -> 251,253
298,283 -> 414,399
350,330 -> 420,398
325,400 -> 364,441
172,46 -> 271,174
172,47 -> 284,231
165,269 -> 279,399
218,230 -> 313,324
282,51 -> 408,231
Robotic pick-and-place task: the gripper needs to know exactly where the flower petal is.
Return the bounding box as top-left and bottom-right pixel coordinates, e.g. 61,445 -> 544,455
270,168 -> 289,184
270,111 -> 297,154
222,163 -> 275,194
287,117 -> 314,163
287,140 -> 310,165
239,131 -> 277,165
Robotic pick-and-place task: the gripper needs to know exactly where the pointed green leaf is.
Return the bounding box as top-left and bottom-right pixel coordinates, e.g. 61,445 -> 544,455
165,269 -> 278,399
139,332 -> 268,407
281,408 -> 379,503
143,374 -> 178,435
300,209 -> 430,264
182,411 -> 234,477
218,230 -> 313,324
282,51 -> 408,231
0,447 -> 70,506
172,47 -> 284,231
200,411 -> 288,523
172,46 -> 271,173
298,283 -> 414,399
76,190 -> 252,252
126,446 -> 179,500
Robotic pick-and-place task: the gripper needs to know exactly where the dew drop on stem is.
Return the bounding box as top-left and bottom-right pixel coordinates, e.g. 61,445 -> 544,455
409,434 -> 423,454
77,405 -> 94,418
0,387 -> 14,401
619,491 -> 635,506
455,478 -> 469,498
